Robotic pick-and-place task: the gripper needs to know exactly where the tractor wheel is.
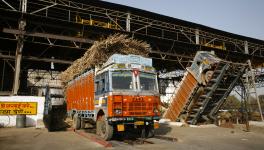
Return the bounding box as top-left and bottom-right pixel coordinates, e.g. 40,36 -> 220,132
96,116 -> 113,140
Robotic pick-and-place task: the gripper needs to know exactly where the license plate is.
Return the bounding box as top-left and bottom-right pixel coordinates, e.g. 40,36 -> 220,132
117,124 -> 125,131
134,121 -> 144,126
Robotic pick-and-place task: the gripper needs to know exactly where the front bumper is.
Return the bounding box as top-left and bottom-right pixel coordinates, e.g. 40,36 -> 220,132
108,116 -> 160,123
108,116 -> 160,132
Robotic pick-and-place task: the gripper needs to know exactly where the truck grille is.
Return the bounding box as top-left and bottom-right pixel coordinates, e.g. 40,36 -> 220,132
123,102 -> 154,116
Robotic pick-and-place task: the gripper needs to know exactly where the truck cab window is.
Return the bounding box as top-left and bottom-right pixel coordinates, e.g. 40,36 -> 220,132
101,79 -> 105,92
112,71 -> 132,90
140,72 -> 157,91
95,73 -> 107,95
95,81 -> 100,95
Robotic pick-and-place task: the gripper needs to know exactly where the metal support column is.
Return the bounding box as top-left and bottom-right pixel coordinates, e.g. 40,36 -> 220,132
21,0 -> 27,12
244,41 -> 249,54
12,20 -> 25,95
240,82 -> 250,131
244,40 -> 264,121
195,29 -> 199,44
126,13 -> 131,32
12,0 -> 27,95
246,60 -> 264,121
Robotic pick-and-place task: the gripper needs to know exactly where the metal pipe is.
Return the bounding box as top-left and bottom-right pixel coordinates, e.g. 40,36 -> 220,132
2,0 -> 17,11
2,28 -> 94,44
0,53 -> 72,64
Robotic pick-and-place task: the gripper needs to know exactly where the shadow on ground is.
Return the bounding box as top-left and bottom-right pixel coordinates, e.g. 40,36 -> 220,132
43,115 -> 69,132
155,123 -> 172,135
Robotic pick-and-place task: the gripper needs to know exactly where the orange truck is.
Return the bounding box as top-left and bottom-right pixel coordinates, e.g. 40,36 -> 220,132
65,54 -> 161,140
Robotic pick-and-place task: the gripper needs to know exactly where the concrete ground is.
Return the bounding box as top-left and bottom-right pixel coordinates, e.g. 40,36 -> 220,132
0,124 -> 264,150
150,124 -> 264,150
0,128 -> 104,150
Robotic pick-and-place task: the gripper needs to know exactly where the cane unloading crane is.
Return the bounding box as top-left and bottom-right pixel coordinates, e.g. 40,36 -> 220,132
164,51 -> 247,124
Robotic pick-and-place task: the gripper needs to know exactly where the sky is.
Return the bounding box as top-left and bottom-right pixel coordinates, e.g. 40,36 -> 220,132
103,0 -> 264,97
104,0 -> 264,40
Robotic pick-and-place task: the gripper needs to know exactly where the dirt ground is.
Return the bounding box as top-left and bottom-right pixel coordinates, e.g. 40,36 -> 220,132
0,124 -> 264,150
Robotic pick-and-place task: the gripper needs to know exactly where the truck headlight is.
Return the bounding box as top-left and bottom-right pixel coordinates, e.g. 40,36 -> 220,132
114,109 -> 122,115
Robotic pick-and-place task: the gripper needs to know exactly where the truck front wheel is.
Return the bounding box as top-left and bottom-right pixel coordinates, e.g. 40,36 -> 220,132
96,116 -> 113,140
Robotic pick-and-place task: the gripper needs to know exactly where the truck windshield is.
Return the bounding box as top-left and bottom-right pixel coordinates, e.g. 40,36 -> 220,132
112,71 -> 132,90
140,72 -> 157,91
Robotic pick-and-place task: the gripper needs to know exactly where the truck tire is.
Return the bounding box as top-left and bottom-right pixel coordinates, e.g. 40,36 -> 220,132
81,119 -> 86,129
145,125 -> 155,138
73,114 -> 81,130
96,116 -> 113,140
